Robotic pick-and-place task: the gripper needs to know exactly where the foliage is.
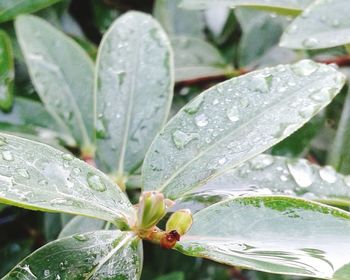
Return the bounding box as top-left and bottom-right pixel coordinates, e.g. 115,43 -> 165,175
1,0 -> 350,280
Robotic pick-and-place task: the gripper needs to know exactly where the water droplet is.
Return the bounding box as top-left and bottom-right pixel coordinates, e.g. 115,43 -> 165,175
195,114 -> 208,127
302,38 -> 319,48
212,99 -> 219,105
172,130 -> 199,149
319,165 -> 337,183
73,234 -> 88,241
250,155 -> 274,170
72,167 -> 81,175
226,106 -> 240,122
44,270 -> 50,278
287,160 -> 314,188
291,60 -> 319,76
16,168 -> 30,179
287,24 -> 298,34
344,175 -> 350,187
280,174 -> 288,182
184,96 -> 204,115
298,105 -> 318,118
62,153 -> 74,161
0,136 -> 7,146
218,157 -> 227,165
2,150 -> 13,161
332,19 -> 340,27
87,173 -> 107,192
310,87 -> 335,102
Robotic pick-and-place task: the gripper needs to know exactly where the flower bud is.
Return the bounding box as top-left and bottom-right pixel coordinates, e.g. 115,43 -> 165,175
137,191 -> 166,230
166,209 -> 193,236
160,230 -> 181,249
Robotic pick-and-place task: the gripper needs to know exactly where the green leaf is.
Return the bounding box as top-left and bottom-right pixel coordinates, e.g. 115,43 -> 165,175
0,0 -> 62,23
176,196 -> 350,279
0,133 -> 135,225
59,215 -> 107,238
154,0 -> 205,38
179,0 -> 313,16
3,231 -> 143,280
172,36 -> 228,82
143,60 -> 345,199
334,264 -> 350,280
44,213 -> 73,241
176,154 -> 350,211
155,272 -> 185,280
236,8 -> 286,67
15,15 -> 95,152
0,240 -> 33,278
328,87 -> 350,174
280,0 -> 350,49
0,97 -> 74,146
95,11 -> 174,177
92,0 -> 119,34
0,30 -> 14,111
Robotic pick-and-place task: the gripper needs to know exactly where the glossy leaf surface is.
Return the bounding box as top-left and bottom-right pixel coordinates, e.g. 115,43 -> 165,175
172,36 -> 228,82
0,30 -> 13,111
143,60 -> 345,199
0,133 -> 135,225
176,196 -> 350,279
280,0 -> 350,49
4,231 -> 142,280
175,154 -> 350,212
15,15 -> 94,151
0,0 -> 61,23
95,11 -> 174,176
179,0 -> 313,15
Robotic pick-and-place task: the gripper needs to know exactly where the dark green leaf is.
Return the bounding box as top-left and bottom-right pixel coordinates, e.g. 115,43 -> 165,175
0,30 -> 14,111
58,215 -> 106,238
0,0 -> 62,23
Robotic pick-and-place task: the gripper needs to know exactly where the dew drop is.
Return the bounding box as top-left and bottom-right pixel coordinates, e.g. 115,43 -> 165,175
226,106 -> 240,122
195,114 -> 208,127
184,96 -> 204,115
73,234 -> 88,241
291,60 -> 319,76
250,155 -> 274,170
319,165 -> 337,183
298,105 -> 317,118
87,173 -> 107,192
302,38 -> 319,48
172,130 -> 199,149
332,19 -> 340,27
2,150 -> 13,161
287,160 -> 314,188
62,153 -> 74,161
16,168 -> 30,179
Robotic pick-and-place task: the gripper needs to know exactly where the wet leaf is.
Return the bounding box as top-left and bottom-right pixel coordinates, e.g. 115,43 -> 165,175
59,216 -> 107,238
3,231 -> 143,280
172,36 -> 228,82
0,133 -> 135,226
95,11 -> 174,177
0,30 -> 13,111
15,15 -> 94,152
0,97 -> 74,146
154,0 -> 205,38
280,0 -> 350,49
175,154 -> 350,212
176,196 -> 350,279
236,7 -> 287,67
143,60 -> 345,199
179,0 -> 313,16
0,0 -> 61,23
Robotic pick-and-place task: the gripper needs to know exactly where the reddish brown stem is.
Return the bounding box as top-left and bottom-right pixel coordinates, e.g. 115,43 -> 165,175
82,155 -> 96,167
315,55 -> 350,67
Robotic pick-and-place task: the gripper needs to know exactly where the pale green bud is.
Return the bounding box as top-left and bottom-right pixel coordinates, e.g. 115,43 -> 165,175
137,191 -> 166,230
166,209 -> 193,236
